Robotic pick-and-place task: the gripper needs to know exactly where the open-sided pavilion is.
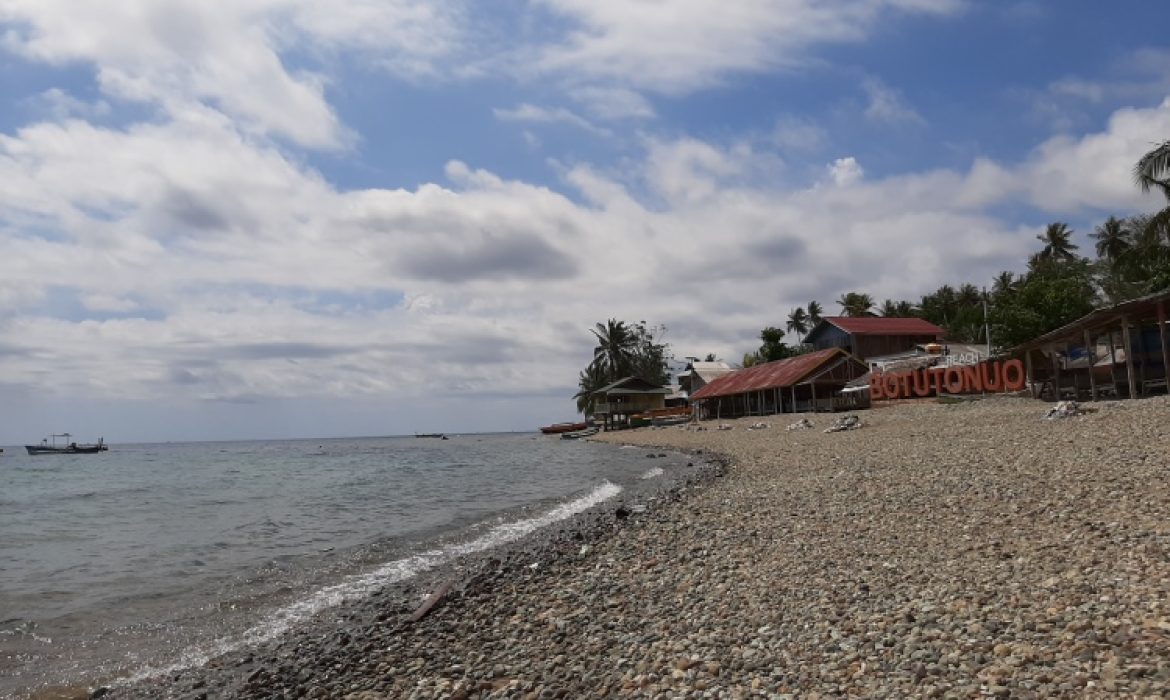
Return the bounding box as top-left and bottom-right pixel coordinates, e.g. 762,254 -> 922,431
1011,288 -> 1170,401
689,347 -> 869,419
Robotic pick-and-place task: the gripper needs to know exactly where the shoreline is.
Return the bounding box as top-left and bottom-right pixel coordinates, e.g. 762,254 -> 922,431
91,447 -> 726,700
97,396 -> 1170,698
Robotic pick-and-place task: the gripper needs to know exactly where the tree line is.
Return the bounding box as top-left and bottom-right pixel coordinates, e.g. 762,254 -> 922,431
575,140 -> 1170,412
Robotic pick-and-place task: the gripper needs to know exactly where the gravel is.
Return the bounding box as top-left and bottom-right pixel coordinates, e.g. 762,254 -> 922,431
105,395 -> 1170,699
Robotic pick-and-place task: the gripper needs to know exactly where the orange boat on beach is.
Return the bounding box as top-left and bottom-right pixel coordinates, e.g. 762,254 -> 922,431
539,421 -> 588,434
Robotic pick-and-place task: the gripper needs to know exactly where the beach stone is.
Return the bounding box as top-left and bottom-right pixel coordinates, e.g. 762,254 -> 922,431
103,396 -> 1170,700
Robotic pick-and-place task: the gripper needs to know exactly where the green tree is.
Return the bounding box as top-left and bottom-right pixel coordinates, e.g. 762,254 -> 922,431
989,257 -> 1097,350
806,301 -> 824,326
786,307 -> 809,337
757,326 -> 793,362
1034,222 -> 1079,263
1134,139 -> 1170,236
1090,216 -> 1132,264
573,362 -> 609,415
575,319 -> 672,414
836,292 -> 875,317
992,271 -> 1017,296
628,322 -> 671,386
589,319 -> 637,380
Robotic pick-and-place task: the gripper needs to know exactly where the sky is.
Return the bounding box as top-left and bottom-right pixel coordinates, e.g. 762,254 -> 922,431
1,0 -> 1169,443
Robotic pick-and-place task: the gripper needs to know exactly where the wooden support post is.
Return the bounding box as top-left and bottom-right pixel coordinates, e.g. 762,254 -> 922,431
811,381 -> 818,412
1122,318 -> 1137,399
1108,330 -> 1119,392
1084,329 -> 1097,401
1160,301 -> 1170,390
791,385 -> 797,413
1025,351 -> 1036,398
1138,322 -> 1147,388
1050,346 -> 1060,401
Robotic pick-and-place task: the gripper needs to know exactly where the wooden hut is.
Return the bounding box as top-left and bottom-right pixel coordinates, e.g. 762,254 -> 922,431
1011,288 -> 1170,401
803,317 -> 944,360
690,348 -> 869,419
592,377 -> 671,430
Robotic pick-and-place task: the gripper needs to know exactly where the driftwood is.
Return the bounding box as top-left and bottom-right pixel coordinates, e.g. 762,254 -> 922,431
408,577 -> 457,623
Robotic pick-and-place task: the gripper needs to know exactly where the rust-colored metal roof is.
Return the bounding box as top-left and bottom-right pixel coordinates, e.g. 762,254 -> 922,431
820,316 -> 944,336
690,348 -> 851,400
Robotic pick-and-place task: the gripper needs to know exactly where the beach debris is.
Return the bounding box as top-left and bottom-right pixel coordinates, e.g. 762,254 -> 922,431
747,422 -> 770,430
786,418 -> 815,431
823,415 -> 863,433
408,577 -> 457,623
578,544 -> 592,557
716,423 -> 733,431
1043,401 -> 1085,420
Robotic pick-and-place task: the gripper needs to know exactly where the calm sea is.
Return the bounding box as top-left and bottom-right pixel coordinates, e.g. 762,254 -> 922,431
0,433 -> 688,698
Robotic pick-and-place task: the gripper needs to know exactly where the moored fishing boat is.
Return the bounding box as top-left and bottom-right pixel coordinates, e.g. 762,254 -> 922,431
539,421 -> 588,434
560,426 -> 600,440
25,434 -> 108,455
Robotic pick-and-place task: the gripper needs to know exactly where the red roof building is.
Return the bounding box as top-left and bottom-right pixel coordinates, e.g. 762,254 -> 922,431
802,317 -> 944,360
689,347 -> 868,417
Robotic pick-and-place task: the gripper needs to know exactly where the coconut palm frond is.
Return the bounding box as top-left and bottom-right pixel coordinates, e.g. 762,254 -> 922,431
1134,140 -> 1170,197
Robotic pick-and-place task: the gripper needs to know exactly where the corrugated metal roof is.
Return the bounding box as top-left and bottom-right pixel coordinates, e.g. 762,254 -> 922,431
690,348 -> 852,400
1010,287 -> 1170,353
592,376 -> 671,395
810,316 -> 944,338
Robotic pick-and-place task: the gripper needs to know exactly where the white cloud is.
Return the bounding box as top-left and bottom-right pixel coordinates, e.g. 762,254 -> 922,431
0,0 -> 463,149
569,86 -> 656,120
862,78 -> 925,125
827,156 -> 864,186
1,0 -> 1168,440
1,91 -> 1165,433
771,116 -> 828,152
27,88 -> 111,120
493,103 -> 611,136
1017,97 -> 1170,214
527,0 -> 964,94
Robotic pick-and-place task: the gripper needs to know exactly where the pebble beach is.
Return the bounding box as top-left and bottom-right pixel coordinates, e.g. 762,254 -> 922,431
106,395 -> 1169,699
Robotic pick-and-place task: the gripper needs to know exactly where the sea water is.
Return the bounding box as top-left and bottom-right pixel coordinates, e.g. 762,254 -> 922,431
0,433 -> 691,698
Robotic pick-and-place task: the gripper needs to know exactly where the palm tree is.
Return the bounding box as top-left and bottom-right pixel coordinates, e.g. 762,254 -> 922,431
1134,140 -> 1170,246
1035,222 -> 1079,262
589,319 -> 637,379
1135,140 -> 1170,199
992,271 -> 1016,296
878,299 -> 899,317
1090,216 -> 1132,264
573,362 -> 610,415
836,292 -> 874,317
785,307 -> 809,337
957,283 -> 982,307
892,300 -> 916,316
806,301 -> 823,326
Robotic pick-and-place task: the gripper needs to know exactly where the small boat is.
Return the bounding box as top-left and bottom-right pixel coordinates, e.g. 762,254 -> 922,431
26,434 -> 108,455
560,426 -> 599,440
539,421 -> 588,434
414,433 -> 446,439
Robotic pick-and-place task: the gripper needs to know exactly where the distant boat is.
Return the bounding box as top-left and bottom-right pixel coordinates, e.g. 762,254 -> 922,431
539,421 -> 588,434
26,433 -> 108,455
560,426 -> 599,440
414,433 -> 446,439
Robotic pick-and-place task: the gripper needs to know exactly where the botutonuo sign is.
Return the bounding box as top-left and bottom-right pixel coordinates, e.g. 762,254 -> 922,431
869,359 -> 1027,400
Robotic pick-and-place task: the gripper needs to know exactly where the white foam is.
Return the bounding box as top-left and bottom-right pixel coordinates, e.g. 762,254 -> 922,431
639,467 -> 664,480
123,481 -> 623,685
